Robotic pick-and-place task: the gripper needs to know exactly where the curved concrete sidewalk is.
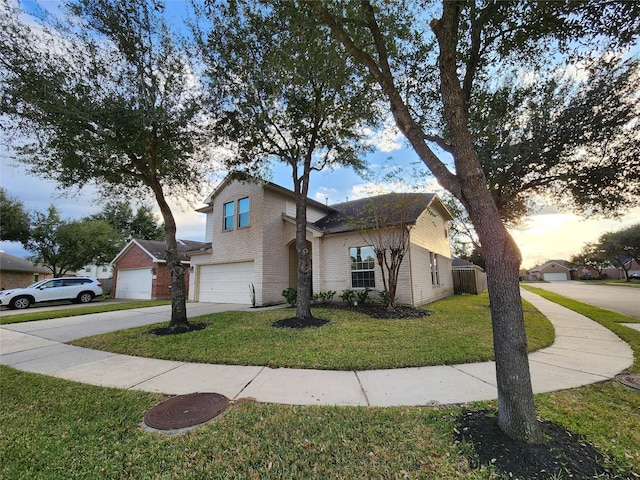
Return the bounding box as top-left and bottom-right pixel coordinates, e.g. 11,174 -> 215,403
0,290 -> 633,407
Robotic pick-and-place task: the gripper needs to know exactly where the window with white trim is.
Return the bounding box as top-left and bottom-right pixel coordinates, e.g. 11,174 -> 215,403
350,246 -> 376,288
223,201 -> 234,231
238,197 -> 250,228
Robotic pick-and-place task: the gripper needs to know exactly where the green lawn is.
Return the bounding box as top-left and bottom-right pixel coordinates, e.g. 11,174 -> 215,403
71,293 -> 554,370
2,291 -> 639,478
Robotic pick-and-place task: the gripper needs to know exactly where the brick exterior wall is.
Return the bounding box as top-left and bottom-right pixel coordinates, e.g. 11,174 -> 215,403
113,243 -> 189,299
0,271 -> 52,290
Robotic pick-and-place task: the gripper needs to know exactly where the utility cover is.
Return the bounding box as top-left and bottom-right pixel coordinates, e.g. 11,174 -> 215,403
144,392 -> 229,430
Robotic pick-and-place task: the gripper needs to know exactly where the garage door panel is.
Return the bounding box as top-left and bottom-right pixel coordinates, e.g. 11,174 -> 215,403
198,262 -> 254,304
543,272 -> 568,281
117,268 -> 153,299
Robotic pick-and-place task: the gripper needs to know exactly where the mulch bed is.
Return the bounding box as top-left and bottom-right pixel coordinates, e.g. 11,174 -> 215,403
271,303 -> 432,329
455,410 -> 629,479
315,302 -> 433,320
271,317 -> 330,328
149,322 -> 207,336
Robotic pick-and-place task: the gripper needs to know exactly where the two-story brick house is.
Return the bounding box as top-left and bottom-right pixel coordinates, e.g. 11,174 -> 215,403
187,176 -> 454,307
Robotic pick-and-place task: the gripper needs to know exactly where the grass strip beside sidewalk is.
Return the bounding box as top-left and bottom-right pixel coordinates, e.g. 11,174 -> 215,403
0,300 -> 171,325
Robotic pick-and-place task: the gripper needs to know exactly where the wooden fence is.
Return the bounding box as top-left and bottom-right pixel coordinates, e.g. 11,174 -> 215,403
452,268 -> 487,295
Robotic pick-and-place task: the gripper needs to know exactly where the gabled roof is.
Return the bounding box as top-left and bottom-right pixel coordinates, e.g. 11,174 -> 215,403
111,239 -> 208,265
452,257 -> 483,269
197,173 -> 334,213
313,192 -> 452,234
529,260 -> 574,272
0,251 -> 49,274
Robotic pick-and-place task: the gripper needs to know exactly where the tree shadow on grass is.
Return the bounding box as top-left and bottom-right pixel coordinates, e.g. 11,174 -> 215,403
149,322 -> 207,336
271,317 -> 330,329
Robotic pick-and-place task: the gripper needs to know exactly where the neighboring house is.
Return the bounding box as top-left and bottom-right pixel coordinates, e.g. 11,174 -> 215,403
75,264 -> 114,279
528,260 -> 575,281
452,257 -> 487,294
623,259 -> 640,278
0,251 -> 51,290
111,239 -> 206,299
603,258 -> 640,280
188,176 -> 454,306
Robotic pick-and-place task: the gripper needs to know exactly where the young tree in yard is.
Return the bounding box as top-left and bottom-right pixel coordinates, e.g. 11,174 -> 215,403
340,193 -> 430,310
308,0 -> 639,442
25,205 -> 119,277
0,188 -> 30,243
0,0 -> 209,331
198,1 -> 379,321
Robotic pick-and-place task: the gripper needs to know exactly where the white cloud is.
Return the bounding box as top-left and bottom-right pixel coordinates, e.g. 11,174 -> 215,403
362,118 -> 403,153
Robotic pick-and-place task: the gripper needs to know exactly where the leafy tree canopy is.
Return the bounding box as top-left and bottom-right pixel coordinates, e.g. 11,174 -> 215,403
88,201 -> 164,245
25,205 -> 120,277
0,188 -> 30,243
199,0 -> 380,180
305,0 -> 639,443
597,223 -> 640,280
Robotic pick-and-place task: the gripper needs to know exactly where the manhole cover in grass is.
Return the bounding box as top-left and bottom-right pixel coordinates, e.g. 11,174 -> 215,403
616,373 -> 640,391
144,392 -> 229,430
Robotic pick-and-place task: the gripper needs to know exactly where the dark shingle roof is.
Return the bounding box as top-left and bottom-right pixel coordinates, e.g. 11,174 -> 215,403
135,239 -> 208,262
313,192 -> 437,234
529,260 -> 573,272
452,257 -> 475,268
0,251 -> 49,273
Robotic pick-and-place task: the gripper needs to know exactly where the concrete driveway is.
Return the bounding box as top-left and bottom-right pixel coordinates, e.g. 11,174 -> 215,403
527,281 -> 640,318
0,302 -> 256,342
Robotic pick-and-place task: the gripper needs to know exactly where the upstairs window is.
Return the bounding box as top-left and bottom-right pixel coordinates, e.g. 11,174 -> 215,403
350,246 -> 376,288
238,197 -> 250,228
223,201 -> 234,231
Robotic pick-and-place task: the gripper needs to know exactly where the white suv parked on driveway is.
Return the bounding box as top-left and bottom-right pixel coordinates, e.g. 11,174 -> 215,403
0,277 -> 103,309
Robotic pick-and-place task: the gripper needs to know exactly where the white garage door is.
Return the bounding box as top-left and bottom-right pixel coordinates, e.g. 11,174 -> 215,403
117,268 -> 153,299
543,272 -> 568,281
198,262 -> 255,304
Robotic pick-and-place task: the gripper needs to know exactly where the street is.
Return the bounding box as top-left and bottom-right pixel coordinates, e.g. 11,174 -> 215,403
528,281 -> 640,318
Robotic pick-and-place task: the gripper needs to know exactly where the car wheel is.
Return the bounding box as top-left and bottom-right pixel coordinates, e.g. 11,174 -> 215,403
10,296 -> 32,310
77,292 -> 95,304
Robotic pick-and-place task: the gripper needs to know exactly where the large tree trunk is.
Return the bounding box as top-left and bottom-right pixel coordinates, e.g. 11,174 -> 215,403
465,190 -> 542,443
432,2 -> 542,443
295,190 -> 313,320
152,184 -> 189,331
